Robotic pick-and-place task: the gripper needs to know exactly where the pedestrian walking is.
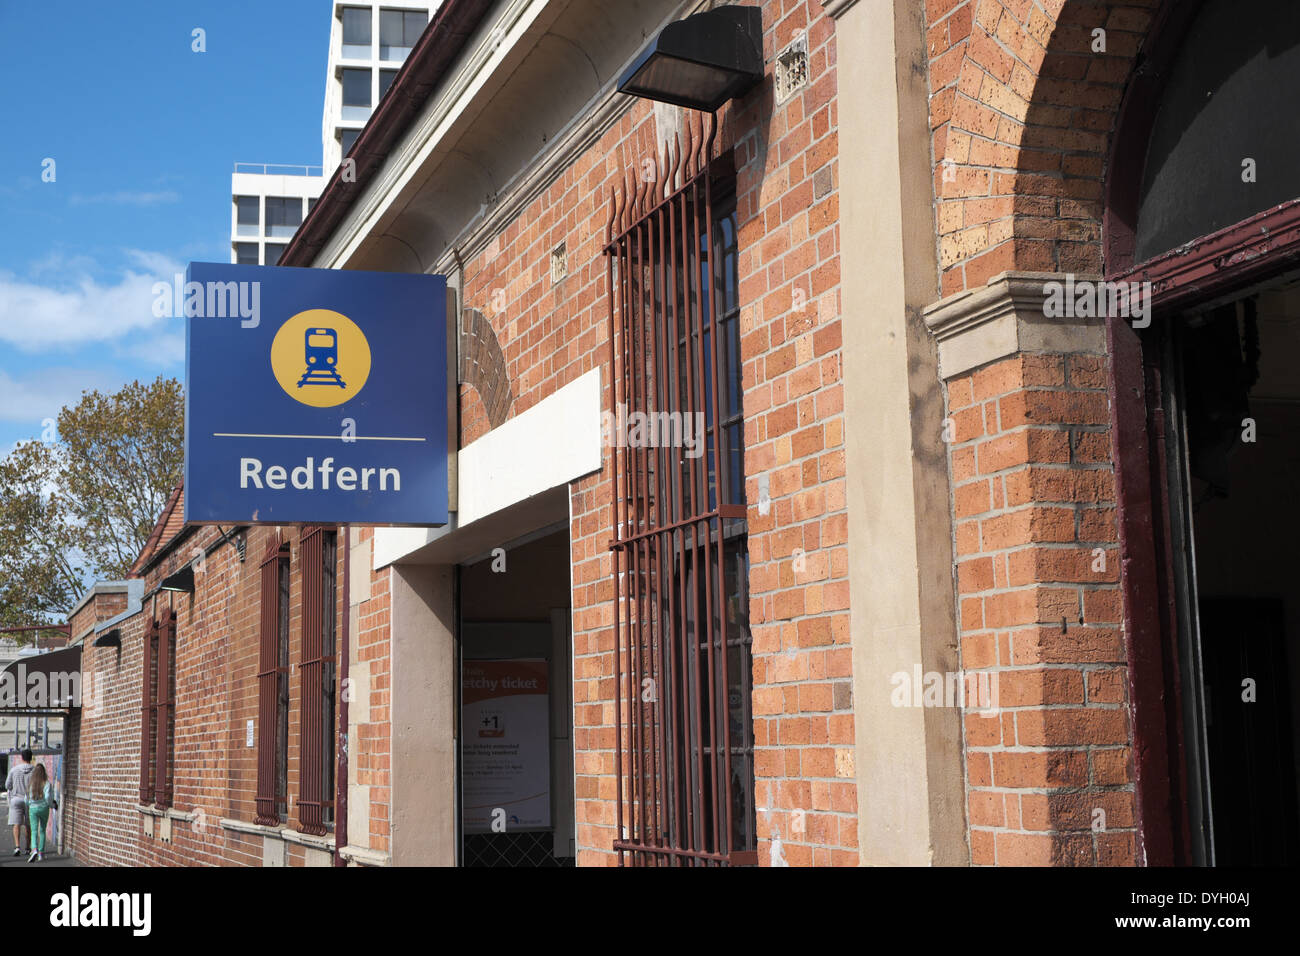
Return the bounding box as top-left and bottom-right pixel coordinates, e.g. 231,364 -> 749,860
26,763 -> 54,863
5,749 -> 33,857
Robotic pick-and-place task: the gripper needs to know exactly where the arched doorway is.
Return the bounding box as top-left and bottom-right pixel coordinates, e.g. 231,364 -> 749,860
1106,0 -> 1300,865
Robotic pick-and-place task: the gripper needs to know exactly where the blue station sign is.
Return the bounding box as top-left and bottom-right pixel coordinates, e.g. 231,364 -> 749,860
183,262 -> 448,526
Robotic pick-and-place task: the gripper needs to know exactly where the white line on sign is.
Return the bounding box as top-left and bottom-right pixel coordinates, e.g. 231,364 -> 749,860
214,433 -> 427,442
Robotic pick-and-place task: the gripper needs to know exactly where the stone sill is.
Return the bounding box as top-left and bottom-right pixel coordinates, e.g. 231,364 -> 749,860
340,844 -> 390,867
136,805 -> 195,822
219,817 -> 335,849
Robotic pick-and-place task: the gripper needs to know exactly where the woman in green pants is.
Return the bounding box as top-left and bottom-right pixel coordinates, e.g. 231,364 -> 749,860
26,763 -> 52,863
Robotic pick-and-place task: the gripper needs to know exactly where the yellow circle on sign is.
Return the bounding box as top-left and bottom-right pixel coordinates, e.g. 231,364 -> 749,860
270,309 -> 371,408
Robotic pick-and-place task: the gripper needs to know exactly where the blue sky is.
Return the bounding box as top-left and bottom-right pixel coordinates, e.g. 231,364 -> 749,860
0,1 -> 330,451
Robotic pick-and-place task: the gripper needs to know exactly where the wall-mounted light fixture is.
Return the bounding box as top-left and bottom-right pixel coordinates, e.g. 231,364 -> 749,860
160,566 -> 195,594
92,628 -> 122,648
617,6 -> 763,112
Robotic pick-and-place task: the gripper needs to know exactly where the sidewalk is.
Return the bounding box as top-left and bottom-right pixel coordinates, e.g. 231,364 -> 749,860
0,810 -> 78,867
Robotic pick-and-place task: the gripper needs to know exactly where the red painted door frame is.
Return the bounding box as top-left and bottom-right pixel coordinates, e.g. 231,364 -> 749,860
1108,200 -> 1300,867
1106,316 -> 1188,866
1102,0 -> 1300,866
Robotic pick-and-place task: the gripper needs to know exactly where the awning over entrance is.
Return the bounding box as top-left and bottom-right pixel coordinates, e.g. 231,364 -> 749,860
0,645 -> 83,712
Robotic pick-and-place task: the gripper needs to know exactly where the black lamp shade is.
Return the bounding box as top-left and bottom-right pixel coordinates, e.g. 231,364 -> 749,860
92,629 -> 122,648
618,6 -> 763,112
160,565 -> 195,593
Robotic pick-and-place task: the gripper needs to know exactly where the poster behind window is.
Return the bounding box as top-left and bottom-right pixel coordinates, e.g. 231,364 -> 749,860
461,659 -> 550,833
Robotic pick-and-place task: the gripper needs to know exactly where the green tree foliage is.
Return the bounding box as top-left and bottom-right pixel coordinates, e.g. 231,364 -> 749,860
55,377 -> 184,576
0,376 -> 183,630
0,441 -> 84,629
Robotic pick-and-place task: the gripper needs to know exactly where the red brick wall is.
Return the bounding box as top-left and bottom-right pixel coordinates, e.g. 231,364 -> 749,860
921,0 -> 1166,865
68,590 -> 128,640
944,351 -> 1136,864
926,0 -> 1157,294
67,606 -> 148,866
349,526 -> 393,856
64,522 -> 376,867
737,3 -> 855,869
456,0 -> 851,865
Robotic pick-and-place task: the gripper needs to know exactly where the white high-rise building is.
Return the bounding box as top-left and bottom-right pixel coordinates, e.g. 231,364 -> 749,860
321,2 -> 440,173
230,164 -> 325,266
231,2 -> 441,265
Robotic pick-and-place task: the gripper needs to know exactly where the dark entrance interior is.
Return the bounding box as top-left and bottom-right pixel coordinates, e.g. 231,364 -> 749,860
1103,0 -> 1300,865
456,528 -> 574,867
1163,280 -> 1300,864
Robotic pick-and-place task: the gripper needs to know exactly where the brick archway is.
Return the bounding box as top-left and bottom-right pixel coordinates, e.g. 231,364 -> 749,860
459,307 -> 514,441
927,0 -> 1159,295
920,0 -> 1176,867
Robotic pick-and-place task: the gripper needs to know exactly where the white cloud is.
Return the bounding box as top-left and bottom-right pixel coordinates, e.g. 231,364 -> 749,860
0,368 -> 115,425
26,251 -> 101,278
119,329 -> 185,367
67,190 -> 181,206
0,251 -> 185,352
123,248 -> 184,275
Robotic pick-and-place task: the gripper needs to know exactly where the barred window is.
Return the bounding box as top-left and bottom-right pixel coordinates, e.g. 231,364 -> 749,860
321,531 -> 337,824
156,611 -> 176,810
257,538 -> 291,825
276,556 -> 290,820
298,526 -> 338,835
138,612 -> 177,808
138,618 -> 157,804
605,115 -> 755,865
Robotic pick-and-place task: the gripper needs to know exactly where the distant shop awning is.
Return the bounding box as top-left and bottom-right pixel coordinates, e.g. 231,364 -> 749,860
0,645 -> 83,711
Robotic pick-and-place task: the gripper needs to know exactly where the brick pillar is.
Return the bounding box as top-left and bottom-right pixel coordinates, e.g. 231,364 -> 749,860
925,272 -> 1137,865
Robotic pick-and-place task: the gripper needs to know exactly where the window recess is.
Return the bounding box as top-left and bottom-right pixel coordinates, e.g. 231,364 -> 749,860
604,111 -> 755,866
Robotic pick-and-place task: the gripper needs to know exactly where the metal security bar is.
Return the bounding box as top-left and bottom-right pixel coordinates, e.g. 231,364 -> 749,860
604,111 -> 756,866
256,538 -> 289,825
138,617 -> 158,804
298,526 -> 336,835
154,612 -> 176,810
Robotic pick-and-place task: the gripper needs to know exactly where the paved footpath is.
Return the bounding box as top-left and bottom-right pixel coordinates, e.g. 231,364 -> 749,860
0,809 -> 78,867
